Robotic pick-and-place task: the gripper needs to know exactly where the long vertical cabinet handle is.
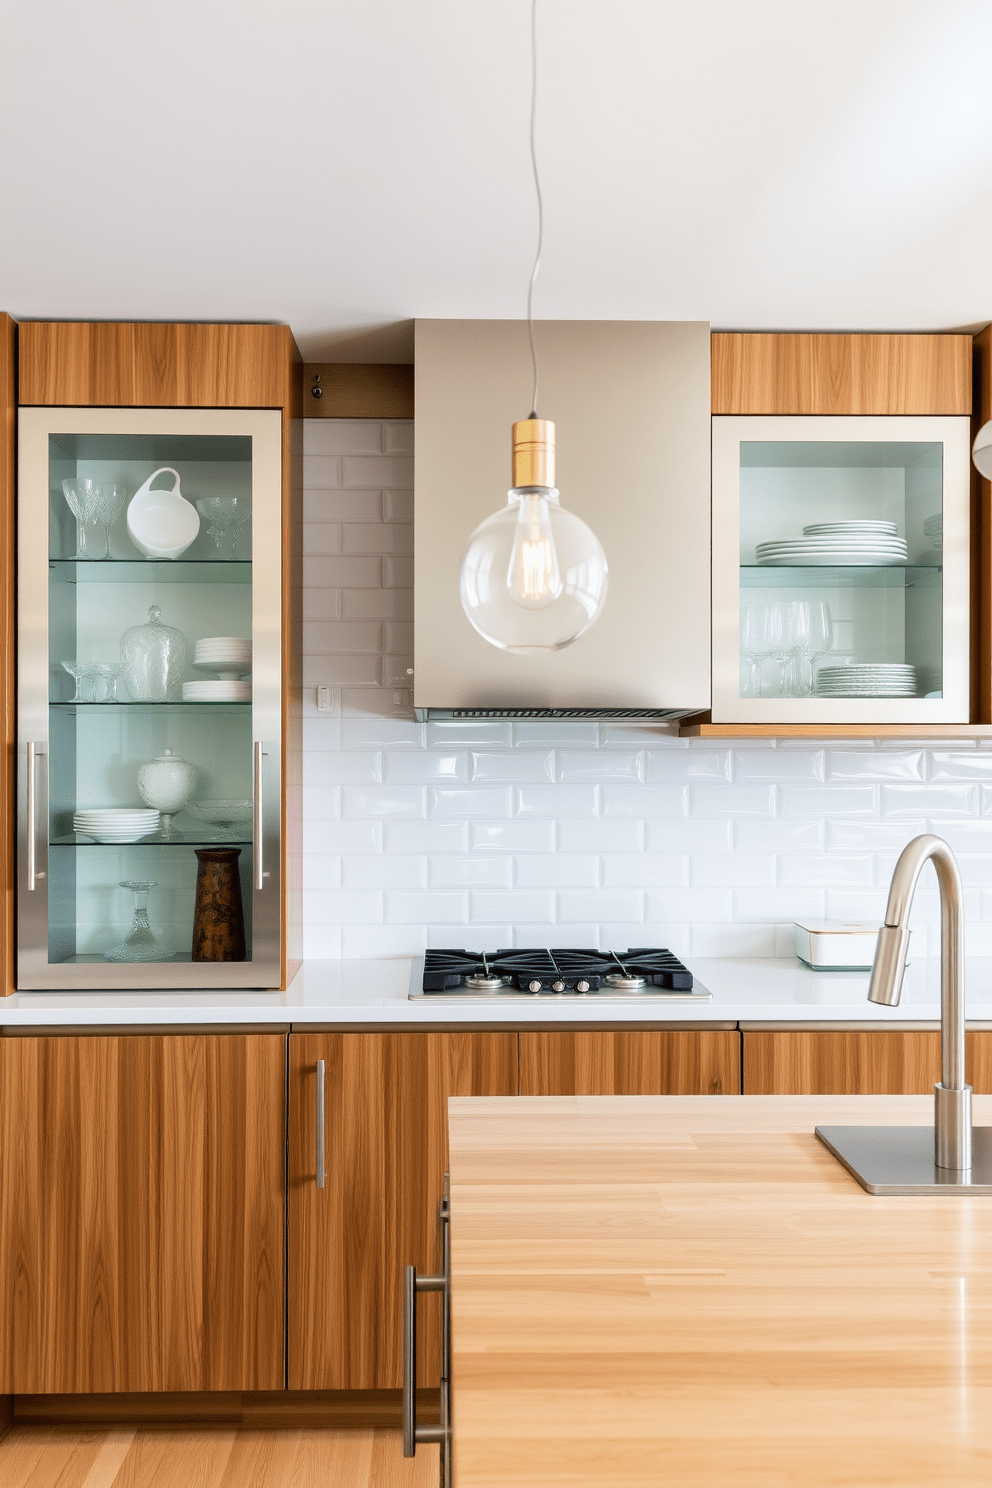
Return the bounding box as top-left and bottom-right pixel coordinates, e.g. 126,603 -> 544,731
404,1178 -> 451,1468
316,1059 -> 326,1189
253,741 -> 267,890
26,742 -> 46,890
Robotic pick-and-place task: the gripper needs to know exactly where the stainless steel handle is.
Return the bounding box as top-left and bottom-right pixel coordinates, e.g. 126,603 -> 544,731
316,1058 -> 326,1189
26,742 -> 46,890
403,1267 -> 447,1457
253,741 -> 267,891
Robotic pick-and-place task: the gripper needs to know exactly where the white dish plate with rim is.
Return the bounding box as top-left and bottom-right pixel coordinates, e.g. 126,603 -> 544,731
756,554 -> 909,567
802,520 -> 898,532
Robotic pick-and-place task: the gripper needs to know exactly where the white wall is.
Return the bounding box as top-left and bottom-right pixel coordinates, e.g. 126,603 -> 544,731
302,418 -> 992,961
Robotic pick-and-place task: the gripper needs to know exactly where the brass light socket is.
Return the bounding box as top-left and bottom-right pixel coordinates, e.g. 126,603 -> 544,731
512,418 -> 555,489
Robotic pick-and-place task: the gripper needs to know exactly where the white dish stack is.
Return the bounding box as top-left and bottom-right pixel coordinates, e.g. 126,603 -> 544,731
755,520 -> 908,567
924,514 -> 942,557
185,637 -> 252,701
816,663 -> 918,698
74,808 -> 161,843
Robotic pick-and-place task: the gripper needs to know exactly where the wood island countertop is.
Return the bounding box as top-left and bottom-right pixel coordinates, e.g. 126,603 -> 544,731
446,1094 -> 992,1487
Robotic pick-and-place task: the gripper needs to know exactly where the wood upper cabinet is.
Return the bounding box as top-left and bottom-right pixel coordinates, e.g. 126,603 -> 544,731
288,1031 -> 517,1391
519,1030 -> 740,1096
743,1030 -> 992,1095
0,1033 -> 286,1394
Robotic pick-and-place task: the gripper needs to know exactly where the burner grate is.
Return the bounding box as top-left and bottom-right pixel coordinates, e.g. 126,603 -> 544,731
421,947 -> 693,994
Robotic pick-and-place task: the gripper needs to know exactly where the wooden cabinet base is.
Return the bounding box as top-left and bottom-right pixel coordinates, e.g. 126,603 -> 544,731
744,1030 -> 992,1094
8,1388 -> 435,1429
520,1030 -> 741,1095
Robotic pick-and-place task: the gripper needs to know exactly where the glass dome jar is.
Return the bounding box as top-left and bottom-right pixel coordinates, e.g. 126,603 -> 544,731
121,605 -> 189,701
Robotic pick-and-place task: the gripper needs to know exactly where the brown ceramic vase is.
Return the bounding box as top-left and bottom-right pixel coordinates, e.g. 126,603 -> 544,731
191,848 -> 247,962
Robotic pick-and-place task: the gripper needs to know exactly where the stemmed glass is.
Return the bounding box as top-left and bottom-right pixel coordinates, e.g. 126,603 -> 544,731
196,496 -> 250,557
741,607 -> 774,697
103,882 -> 163,963
91,662 -> 124,702
92,483 -> 130,559
62,477 -> 100,559
795,601 -> 833,697
767,602 -> 799,697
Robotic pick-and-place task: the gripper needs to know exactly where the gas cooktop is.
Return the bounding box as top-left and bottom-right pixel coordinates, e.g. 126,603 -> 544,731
409,948 -> 712,999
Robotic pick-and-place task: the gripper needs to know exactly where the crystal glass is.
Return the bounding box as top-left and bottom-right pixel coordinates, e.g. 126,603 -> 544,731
121,606 -> 189,701
795,601 -> 833,698
61,661 -> 90,702
767,601 -> 799,697
196,496 -> 250,557
92,482 -> 130,560
62,477 -> 100,559
103,881 -> 163,962
187,799 -> 252,841
90,662 -> 124,702
740,607 -> 774,698
459,488 -> 608,652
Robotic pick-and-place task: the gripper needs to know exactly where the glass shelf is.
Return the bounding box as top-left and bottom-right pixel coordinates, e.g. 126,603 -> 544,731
740,564 -> 942,590
52,833 -> 252,847
50,560 -> 251,584
50,701 -> 252,714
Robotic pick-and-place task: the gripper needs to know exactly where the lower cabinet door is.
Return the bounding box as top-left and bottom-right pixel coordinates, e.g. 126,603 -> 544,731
288,1031 -> 517,1390
0,1034 -> 286,1394
742,1030 -> 992,1094
519,1030 -> 740,1096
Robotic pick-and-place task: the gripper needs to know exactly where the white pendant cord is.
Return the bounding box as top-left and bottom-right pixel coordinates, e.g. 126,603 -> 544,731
526,0 -> 543,421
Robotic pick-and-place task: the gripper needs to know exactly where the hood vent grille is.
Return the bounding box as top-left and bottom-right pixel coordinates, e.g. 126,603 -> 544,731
417,707 -> 690,721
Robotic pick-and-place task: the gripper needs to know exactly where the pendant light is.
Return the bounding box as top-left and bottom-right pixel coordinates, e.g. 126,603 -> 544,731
458,0 -> 608,654
973,419 -> 992,478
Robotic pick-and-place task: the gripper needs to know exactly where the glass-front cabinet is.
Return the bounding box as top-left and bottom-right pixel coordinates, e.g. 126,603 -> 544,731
17,408 -> 283,988
712,415 -> 971,724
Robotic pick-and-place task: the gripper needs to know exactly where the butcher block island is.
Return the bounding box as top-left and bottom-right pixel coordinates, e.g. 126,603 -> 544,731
446,1094 -> 992,1488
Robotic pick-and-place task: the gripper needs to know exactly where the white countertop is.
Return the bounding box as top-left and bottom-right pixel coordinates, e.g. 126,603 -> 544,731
2,955 -> 992,1028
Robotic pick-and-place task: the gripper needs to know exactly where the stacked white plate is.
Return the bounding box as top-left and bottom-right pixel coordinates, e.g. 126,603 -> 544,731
924,514 -> 942,555
183,679 -> 252,701
194,637 -> 251,682
816,664 -> 917,698
756,520 -> 908,566
74,808 -> 161,843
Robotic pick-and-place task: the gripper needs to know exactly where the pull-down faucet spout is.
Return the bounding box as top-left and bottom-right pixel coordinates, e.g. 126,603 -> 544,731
868,834 -> 970,1171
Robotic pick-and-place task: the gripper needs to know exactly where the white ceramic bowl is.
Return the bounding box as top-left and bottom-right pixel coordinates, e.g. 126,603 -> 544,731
127,480 -> 200,560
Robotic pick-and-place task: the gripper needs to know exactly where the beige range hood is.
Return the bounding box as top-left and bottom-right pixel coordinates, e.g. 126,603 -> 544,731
413,319 -> 712,719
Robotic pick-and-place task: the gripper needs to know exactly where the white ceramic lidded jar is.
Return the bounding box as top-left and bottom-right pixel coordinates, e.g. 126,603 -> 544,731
121,606 -> 189,700
137,749 -> 197,839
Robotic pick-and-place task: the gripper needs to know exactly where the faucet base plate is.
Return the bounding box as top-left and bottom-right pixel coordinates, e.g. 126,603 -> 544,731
816,1125 -> 992,1195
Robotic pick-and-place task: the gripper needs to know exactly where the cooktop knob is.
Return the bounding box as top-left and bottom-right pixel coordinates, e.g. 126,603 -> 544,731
552,980 -> 565,992
576,980 -> 590,992
528,980 -> 542,993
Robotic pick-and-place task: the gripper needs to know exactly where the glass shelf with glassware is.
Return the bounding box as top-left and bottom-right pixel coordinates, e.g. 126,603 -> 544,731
712,416 -> 971,723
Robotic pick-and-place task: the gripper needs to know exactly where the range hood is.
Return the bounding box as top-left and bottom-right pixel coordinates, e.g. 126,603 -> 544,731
413,320 -> 711,719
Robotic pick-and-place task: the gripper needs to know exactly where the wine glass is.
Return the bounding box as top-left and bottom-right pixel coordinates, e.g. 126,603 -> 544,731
92,483 -> 130,559
766,601 -> 799,697
740,607 -> 774,698
103,882 -> 163,963
797,601 -> 833,697
62,477 -> 100,559
196,496 -> 248,557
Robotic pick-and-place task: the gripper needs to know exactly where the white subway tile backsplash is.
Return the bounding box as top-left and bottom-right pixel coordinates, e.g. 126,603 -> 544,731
517,785 -> 599,818
470,891 -> 555,924
471,751 -> 554,783
471,821 -> 556,853
881,784 -> 978,816
557,889 -> 643,923
560,820 -> 642,852
429,856 -> 514,888
430,786 -> 513,818
516,855 -> 599,888
384,752 -> 467,784
559,751 -> 642,783
302,422 -> 984,957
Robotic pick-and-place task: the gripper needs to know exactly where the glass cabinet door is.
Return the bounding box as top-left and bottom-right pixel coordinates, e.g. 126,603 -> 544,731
17,407 -> 283,989
711,415 -> 971,723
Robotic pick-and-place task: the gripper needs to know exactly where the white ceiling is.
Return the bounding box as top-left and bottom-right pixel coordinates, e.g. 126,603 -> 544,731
2,0 -> 991,359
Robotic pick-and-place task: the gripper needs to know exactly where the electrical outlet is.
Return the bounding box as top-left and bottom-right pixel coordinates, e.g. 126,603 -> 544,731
317,686 -> 333,712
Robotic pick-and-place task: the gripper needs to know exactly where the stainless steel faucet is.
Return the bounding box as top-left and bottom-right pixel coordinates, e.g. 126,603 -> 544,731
868,833 -> 971,1170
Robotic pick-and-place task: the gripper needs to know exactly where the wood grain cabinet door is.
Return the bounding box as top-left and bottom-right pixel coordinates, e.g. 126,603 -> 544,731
0,1034 -> 286,1394
519,1030 -> 740,1096
743,1031 -> 992,1094
288,1032 -> 517,1390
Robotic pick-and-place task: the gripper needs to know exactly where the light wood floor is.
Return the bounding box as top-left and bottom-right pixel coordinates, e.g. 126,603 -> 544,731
0,1425 -> 439,1487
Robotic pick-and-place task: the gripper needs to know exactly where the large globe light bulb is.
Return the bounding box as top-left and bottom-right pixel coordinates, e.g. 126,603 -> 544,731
459,419 -> 608,653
